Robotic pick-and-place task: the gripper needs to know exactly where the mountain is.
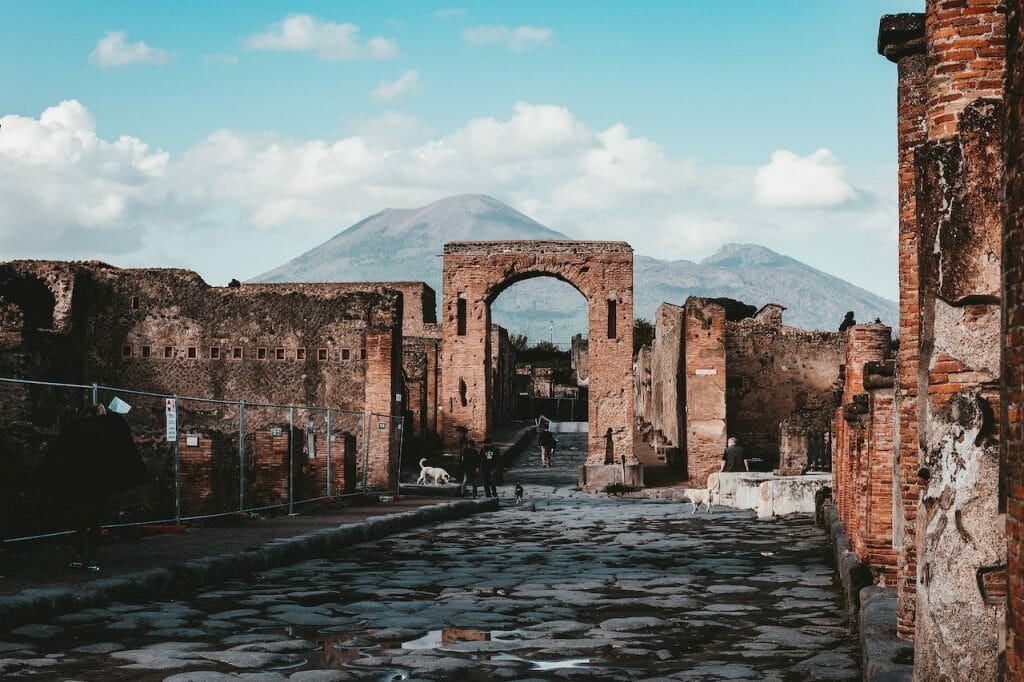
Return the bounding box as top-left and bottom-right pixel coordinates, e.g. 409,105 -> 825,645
253,195 -> 897,342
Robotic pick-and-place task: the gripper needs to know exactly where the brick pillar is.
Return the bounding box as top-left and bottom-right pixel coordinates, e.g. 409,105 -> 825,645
364,328 -> 402,490
682,298 -> 727,486
879,11 -> 928,642
913,2 -> 1007,678
837,325 -> 891,567
178,433 -> 213,516
865,361 -> 897,586
1003,2 -> 1024,677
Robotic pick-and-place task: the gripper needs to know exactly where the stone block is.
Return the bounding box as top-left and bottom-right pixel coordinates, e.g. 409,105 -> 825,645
578,463 -> 644,492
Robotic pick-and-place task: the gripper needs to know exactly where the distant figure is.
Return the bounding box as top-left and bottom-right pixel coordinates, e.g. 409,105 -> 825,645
839,311 -> 856,332
514,482 -> 524,505
459,439 -> 481,498
228,278 -> 241,288
604,428 -> 615,465
43,399 -> 147,571
538,427 -> 556,468
479,438 -> 501,498
721,437 -> 748,473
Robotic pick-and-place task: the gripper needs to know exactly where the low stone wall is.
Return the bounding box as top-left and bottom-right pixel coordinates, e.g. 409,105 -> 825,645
756,474 -> 833,519
709,472 -> 772,507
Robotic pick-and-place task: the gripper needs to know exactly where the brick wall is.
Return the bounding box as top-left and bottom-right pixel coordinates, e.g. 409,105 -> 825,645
911,2 -> 1007,677
1003,2 -> 1024,677
682,297 -> 727,486
879,11 -> 929,643
441,241 -> 635,464
651,303 -> 685,451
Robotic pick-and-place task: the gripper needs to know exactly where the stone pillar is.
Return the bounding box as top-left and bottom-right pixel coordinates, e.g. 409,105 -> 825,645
651,303 -> 685,451
913,2 -> 1006,678
879,11 -> 928,642
777,420 -> 809,476
363,327 -> 403,490
1004,2 -> 1024,677
682,297 -> 727,487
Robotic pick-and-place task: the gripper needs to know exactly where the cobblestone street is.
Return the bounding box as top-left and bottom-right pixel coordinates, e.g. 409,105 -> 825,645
0,435 -> 859,680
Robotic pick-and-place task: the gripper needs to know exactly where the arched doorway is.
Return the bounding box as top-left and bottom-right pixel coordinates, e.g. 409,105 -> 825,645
440,240 -> 638,487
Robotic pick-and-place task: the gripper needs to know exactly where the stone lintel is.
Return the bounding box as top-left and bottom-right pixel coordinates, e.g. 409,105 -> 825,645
878,13 -> 926,63
444,240 -> 633,255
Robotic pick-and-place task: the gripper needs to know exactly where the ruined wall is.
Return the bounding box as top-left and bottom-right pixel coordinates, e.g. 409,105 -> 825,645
682,297 -> 726,486
1004,1 -> 1024,677
441,241 -> 634,464
879,10 -> 929,642
490,325 -> 516,424
634,345 -> 652,440
651,303 -> 684,451
725,313 -> 843,470
0,261 -> 407,491
912,2 -> 1006,678
833,324 -> 895,587
571,333 -> 589,385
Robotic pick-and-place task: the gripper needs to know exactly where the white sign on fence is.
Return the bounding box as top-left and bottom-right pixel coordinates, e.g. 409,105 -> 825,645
165,398 -> 178,442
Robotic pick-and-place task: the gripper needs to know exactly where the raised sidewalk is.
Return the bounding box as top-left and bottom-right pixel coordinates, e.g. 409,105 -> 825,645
0,497 -> 497,632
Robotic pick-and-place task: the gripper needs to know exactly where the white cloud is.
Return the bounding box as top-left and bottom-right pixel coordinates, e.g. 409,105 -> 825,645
434,7 -> 467,19
245,14 -> 398,61
462,25 -> 553,51
203,53 -> 239,65
372,69 -> 422,103
89,31 -> 171,68
0,100 -> 894,294
753,148 -> 856,208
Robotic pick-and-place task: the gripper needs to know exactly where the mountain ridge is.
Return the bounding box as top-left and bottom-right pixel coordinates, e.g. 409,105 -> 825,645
253,194 -> 897,339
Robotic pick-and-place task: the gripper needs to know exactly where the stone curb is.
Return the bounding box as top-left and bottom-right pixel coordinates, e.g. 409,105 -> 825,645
818,504 -> 911,681
0,498 -> 498,633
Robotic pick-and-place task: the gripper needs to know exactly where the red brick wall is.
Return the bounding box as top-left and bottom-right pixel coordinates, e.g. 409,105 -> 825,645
683,297 -> 727,486
1003,2 -> 1024,676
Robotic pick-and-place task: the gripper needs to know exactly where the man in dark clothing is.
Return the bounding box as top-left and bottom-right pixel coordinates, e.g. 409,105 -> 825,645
459,439 -> 481,497
480,438 -> 501,498
721,437 -> 748,473
538,428 -> 556,468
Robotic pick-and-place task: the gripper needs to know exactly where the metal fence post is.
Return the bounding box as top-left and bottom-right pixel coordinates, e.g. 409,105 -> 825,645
326,408 -> 333,498
238,400 -> 246,512
288,406 -> 295,515
91,383 -> 98,406
173,396 -> 181,525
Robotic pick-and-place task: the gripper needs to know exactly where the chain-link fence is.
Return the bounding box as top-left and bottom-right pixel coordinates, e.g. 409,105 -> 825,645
0,377 -> 404,544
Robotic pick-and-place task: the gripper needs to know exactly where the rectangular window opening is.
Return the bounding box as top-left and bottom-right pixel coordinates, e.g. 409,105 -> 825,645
141,345 -> 151,358
342,348 -> 351,361
317,348 -> 328,361
296,348 -> 306,361
257,347 -> 268,360
164,346 -> 173,358
275,348 -> 285,361
187,346 -> 197,359
210,347 -> 220,359
130,296 -> 140,310
360,347 -> 367,360
121,344 -> 132,358
232,347 -> 243,359
607,299 -> 617,339
456,297 -> 467,336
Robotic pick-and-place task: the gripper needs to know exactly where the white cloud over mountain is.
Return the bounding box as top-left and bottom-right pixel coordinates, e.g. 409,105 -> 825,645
89,31 -> 171,68
245,14 -> 398,61
0,99 -> 892,292
462,25 -> 553,51
753,148 -> 856,208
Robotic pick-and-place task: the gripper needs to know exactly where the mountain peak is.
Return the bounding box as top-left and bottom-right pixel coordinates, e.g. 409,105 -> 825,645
700,243 -> 789,267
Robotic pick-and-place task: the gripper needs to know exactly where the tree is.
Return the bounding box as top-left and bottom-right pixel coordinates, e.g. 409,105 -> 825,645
838,311 -> 856,332
509,334 -> 529,352
634,318 -> 655,355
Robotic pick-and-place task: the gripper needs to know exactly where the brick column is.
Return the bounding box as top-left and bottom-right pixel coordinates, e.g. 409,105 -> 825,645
879,11 -> 928,642
682,298 -> 727,486
913,2 -> 1007,678
1003,2 -> 1024,677
363,327 -> 403,490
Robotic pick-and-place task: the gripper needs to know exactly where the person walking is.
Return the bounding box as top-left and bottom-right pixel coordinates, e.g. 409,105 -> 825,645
459,439 -> 481,497
480,438 -> 501,498
721,437 -> 748,473
538,427 -> 556,468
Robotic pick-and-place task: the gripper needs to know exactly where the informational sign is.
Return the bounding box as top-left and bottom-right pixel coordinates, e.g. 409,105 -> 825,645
694,368 -> 718,376
165,398 -> 178,442
378,422 -> 387,430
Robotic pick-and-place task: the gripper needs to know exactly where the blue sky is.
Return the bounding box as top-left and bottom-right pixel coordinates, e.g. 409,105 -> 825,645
1,1 -> 922,298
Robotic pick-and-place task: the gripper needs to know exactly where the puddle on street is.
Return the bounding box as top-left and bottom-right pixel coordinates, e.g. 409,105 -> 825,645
401,627 -> 526,649
493,653 -> 593,671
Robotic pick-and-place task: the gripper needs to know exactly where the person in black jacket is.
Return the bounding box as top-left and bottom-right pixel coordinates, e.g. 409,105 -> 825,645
538,427 -> 556,468
458,439 -> 481,498
479,438 -> 501,498
44,401 -> 147,571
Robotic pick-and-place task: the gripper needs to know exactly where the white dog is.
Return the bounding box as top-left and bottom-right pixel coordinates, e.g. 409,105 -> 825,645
683,488 -> 714,514
416,458 -> 452,486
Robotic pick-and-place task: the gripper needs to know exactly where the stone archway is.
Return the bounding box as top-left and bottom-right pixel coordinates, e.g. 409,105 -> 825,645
441,241 -> 638,488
